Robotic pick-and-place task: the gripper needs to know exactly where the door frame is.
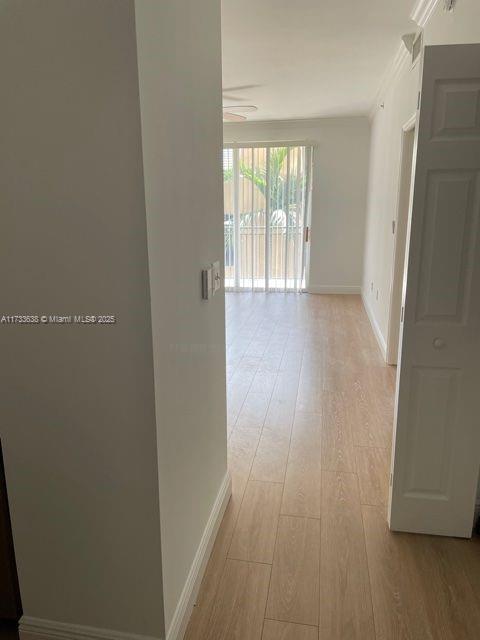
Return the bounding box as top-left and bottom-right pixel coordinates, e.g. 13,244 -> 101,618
386,113 -> 417,365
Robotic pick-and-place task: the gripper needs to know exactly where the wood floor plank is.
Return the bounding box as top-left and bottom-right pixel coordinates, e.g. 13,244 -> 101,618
411,535 -> 480,640
258,348 -> 285,373
362,504 -> 435,640
264,371 -> 300,429
296,371 -> 324,414
236,391 -> 271,428
288,412 -> 322,457
321,392 -> 355,472
345,379 -> 392,450
251,370 -> 279,395
250,428 -> 291,483
281,413 -> 322,518
319,472 -> 375,640
228,427 -> 261,502
280,347 -> 304,373
262,620 -> 318,640
204,559 -> 271,640
451,536 -> 480,608
266,516 -> 320,626
355,446 -> 390,506
229,481 -> 283,563
281,458 -> 321,519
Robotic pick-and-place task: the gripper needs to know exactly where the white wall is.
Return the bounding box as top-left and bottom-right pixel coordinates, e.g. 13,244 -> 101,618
363,0 -> 480,345
0,1 -> 164,636
0,0 -> 227,638
224,118 -> 371,293
135,0 -> 227,634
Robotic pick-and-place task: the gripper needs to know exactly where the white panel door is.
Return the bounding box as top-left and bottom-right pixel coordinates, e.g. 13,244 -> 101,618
389,44 -> 480,538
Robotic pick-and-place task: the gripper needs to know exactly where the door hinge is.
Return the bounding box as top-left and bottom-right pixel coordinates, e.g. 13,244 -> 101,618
305,226 -> 310,243
401,306 -> 405,323
392,220 -> 396,235
390,472 -> 393,487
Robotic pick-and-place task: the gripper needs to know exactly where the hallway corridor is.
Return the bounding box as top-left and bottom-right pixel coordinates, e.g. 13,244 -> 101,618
185,293 -> 480,640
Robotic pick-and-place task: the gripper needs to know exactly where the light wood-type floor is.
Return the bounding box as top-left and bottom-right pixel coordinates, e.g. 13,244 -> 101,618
185,293 -> 480,640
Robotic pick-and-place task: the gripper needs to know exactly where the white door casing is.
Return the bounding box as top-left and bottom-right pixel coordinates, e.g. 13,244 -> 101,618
386,118 -> 416,365
389,44 -> 480,538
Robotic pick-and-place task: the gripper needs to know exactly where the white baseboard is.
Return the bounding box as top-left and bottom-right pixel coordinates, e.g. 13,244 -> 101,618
19,619 -> 160,640
307,285 -> 361,294
166,471 -> 231,640
20,472 -> 232,640
361,291 -> 387,361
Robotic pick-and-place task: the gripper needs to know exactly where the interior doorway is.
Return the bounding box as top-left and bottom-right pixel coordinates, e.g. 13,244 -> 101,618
223,143 -> 313,292
386,116 -> 416,365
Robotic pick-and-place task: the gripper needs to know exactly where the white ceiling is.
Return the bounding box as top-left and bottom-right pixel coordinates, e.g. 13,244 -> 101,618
222,0 -> 416,121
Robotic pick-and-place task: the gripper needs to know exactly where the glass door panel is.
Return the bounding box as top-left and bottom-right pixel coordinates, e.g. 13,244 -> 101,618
223,144 -> 312,292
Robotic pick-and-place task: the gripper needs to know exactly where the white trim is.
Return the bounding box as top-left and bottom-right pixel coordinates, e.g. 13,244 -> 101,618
308,285 -> 361,295
19,619 -> 160,640
369,44 -> 410,119
20,472 -> 232,640
386,116 -> 416,366
402,113 -> 417,133
361,292 -> 387,360
166,471 -> 231,640
223,115 -> 367,127
369,0 -> 440,119
411,0 -> 441,27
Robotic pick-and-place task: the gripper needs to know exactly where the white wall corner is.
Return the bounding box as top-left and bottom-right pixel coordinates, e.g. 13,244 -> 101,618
307,285 -> 361,295
369,43 -> 410,120
361,291 -> 387,361
166,471 -> 232,640
20,472 -> 232,640
411,0 -> 441,27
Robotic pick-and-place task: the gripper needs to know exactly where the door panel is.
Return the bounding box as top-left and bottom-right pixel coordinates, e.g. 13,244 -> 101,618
403,366 -> 459,498
389,44 -> 480,538
416,170 -> 479,323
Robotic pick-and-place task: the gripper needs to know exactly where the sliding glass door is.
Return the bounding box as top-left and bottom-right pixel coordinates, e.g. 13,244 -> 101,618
223,143 -> 312,292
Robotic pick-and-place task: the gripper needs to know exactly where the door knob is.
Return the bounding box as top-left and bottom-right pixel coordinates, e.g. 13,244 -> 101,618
433,337 -> 446,350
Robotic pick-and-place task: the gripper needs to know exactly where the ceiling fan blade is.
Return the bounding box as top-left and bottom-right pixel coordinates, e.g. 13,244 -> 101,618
222,94 -> 247,102
223,111 -> 247,122
223,84 -> 259,93
222,105 -> 257,113
222,85 -> 260,102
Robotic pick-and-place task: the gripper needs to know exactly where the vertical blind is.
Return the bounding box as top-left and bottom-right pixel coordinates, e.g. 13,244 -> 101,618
223,143 -> 313,292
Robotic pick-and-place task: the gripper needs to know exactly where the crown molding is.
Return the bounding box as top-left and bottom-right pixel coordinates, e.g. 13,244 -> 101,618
369,0 -> 441,118
223,114 -> 368,127
411,0 -> 441,27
